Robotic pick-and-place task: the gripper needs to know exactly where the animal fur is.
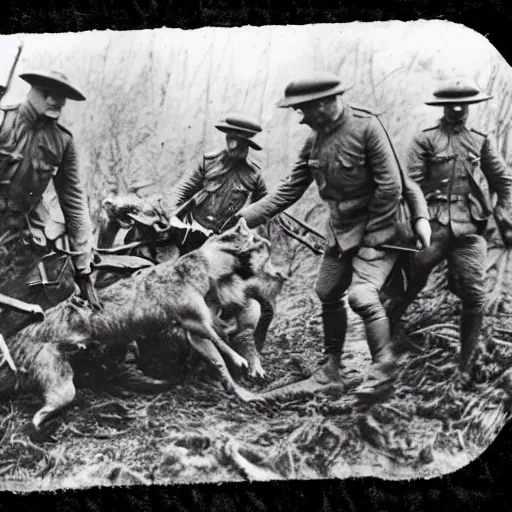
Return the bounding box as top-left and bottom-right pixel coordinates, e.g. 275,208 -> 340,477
96,191 -> 291,370
0,219 -> 272,431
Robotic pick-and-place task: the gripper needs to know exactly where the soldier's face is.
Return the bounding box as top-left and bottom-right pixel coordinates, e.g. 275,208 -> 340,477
443,104 -> 469,123
29,87 -> 67,119
293,96 -> 338,130
226,135 -> 249,160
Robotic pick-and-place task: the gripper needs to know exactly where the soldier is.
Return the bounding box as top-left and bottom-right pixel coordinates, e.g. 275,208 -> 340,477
225,71 -> 432,393
0,70 -> 167,394
163,113 -> 268,248
405,77 -> 512,377
0,70 -> 100,335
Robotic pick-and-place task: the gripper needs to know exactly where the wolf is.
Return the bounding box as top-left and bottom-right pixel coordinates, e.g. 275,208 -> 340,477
96,190 -> 291,378
0,218 -> 272,432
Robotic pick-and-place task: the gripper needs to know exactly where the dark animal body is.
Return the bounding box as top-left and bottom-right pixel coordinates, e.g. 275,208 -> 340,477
0,219 -> 272,431
95,191 -> 291,371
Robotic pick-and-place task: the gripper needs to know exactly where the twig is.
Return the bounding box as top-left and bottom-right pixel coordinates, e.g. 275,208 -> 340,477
492,338 -> 512,349
106,462 -> 152,486
410,323 -> 458,336
381,403 -> 411,420
68,425 -> 129,439
457,430 -> 468,453
0,464 -> 15,476
431,333 -> 459,343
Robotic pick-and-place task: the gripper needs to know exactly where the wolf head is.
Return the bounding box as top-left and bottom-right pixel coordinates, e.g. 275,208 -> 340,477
210,218 -> 271,279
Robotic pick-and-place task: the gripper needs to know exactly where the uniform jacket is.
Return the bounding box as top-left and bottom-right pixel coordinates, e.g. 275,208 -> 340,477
164,148 -> 268,232
407,117 -> 512,238
0,101 -> 93,273
239,104 -> 430,252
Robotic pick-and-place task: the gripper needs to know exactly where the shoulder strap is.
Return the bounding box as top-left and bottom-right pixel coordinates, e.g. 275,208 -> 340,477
57,122 -> 73,138
470,127 -> 487,138
372,114 -> 410,199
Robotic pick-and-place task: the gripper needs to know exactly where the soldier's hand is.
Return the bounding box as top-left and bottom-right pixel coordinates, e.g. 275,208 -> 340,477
414,218 -> 431,249
75,272 -> 103,311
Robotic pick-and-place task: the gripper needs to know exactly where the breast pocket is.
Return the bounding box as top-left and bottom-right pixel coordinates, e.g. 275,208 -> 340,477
308,158 -> 326,188
427,153 -> 456,182
226,183 -> 250,214
333,154 -> 369,192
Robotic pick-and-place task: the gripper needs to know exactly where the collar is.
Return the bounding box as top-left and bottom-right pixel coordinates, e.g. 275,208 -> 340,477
18,100 -> 56,131
439,115 -> 468,135
316,104 -> 348,137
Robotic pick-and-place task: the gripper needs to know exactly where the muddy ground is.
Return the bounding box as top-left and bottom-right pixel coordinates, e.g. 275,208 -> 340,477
0,248 -> 512,493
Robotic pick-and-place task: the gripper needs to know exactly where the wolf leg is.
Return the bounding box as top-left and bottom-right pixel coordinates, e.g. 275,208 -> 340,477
231,299 -> 266,380
186,333 -> 263,403
180,305 -> 249,371
31,345 -> 77,430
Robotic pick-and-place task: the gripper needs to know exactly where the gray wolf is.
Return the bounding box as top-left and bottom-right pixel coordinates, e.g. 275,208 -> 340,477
0,218 -> 271,431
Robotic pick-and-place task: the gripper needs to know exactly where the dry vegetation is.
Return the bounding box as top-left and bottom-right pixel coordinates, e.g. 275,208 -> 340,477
1,20 -> 512,490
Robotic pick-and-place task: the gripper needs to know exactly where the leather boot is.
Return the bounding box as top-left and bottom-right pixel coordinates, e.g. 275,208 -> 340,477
459,309 -> 483,375
302,302 -> 347,387
366,317 -> 396,373
356,317 -> 397,397
113,341 -> 170,393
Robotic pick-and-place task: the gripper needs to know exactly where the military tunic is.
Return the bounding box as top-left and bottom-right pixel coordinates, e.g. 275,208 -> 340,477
240,105 -> 429,252
164,148 -> 268,234
406,116 -> 512,311
0,101 -> 94,336
238,104 -> 430,323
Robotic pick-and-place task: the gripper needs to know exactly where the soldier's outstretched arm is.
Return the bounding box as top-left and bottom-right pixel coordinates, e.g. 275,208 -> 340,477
53,138 -> 94,275
54,138 -> 102,310
163,161 -> 206,215
236,137 -> 315,229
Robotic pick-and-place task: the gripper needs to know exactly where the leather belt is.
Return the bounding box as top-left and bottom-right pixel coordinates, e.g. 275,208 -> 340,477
425,192 -> 465,203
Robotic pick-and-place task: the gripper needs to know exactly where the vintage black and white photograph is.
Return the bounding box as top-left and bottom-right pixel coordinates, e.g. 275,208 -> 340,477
1,19 -> 512,491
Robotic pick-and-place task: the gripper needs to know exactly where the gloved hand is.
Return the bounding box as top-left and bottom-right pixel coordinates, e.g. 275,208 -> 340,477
414,218 -> 432,250
75,272 -> 103,311
495,204 -> 512,248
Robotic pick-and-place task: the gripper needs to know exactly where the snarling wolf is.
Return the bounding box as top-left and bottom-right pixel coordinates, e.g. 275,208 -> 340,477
96,190 -> 291,375
0,218 -> 273,431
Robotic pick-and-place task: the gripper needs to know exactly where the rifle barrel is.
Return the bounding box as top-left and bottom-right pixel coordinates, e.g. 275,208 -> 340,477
0,292 -> 45,321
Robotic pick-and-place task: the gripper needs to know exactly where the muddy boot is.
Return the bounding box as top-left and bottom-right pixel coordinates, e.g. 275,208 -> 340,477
356,317 -> 397,399
291,301 -> 347,394
113,341 -> 170,394
459,310 -> 483,377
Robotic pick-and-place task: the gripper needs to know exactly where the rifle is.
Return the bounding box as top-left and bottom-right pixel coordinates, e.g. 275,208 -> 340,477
275,212 -> 327,255
0,292 -> 45,322
0,40 -> 24,101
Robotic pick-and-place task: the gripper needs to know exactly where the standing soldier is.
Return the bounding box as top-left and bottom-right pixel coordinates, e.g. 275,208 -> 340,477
0,70 -> 168,394
225,71 -> 432,393
163,112 -> 268,248
0,69 -> 100,336
405,77 -> 512,377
